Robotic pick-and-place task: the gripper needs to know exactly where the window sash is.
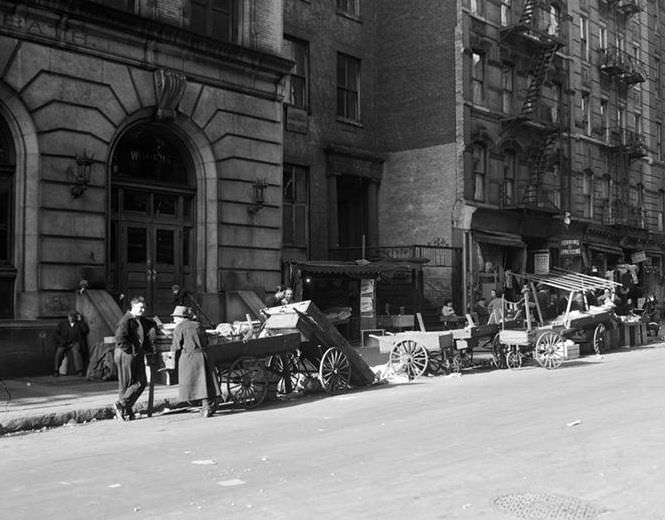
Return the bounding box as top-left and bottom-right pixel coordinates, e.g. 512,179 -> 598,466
190,0 -> 237,42
284,37 -> 309,108
337,54 -> 361,120
283,165 -> 309,248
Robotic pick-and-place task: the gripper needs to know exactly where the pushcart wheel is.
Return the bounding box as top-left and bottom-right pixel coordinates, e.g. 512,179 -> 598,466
389,339 -> 429,381
491,333 -> 507,369
593,323 -> 607,355
266,352 -> 300,394
535,331 -> 564,370
505,347 -> 522,369
426,349 -> 446,375
227,356 -> 268,408
318,347 -> 351,393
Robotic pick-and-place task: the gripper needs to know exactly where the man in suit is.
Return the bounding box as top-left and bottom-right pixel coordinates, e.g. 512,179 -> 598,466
113,296 -> 156,421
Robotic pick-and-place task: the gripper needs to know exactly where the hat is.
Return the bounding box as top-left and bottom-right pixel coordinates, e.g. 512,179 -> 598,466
171,305 -> 191,318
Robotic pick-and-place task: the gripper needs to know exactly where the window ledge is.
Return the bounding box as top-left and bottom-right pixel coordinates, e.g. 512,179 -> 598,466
336,11 -> 362,23
336,117 -> 363,128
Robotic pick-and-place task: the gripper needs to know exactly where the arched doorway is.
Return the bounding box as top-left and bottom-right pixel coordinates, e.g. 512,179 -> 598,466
109,123 -> 195,318
0,115 -> 16,318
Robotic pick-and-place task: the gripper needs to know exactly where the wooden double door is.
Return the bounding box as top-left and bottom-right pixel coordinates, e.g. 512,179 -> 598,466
110,186 -> 194,318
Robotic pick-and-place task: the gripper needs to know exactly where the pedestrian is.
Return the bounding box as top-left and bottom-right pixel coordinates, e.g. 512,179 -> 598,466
281,286 -> 295,305
472,296 -> 489,325
170,305 -> 219,417
172,284 -> 191,306
487,289 -> 504,324
113,296 -> 157,421
52,310 -> 89,377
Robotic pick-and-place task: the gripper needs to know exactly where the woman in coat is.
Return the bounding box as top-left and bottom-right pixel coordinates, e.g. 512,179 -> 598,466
170,305 -> 219,417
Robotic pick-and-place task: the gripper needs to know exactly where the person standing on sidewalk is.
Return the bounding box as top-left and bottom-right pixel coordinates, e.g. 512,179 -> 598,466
52,310 -> 89,376
170,305 -> 219,417
113,296 -> 156,421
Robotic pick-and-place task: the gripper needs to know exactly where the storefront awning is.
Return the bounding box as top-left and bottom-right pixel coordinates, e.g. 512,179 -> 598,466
288,259 -> 426,277
586,242 -> 623,256
473,230 -> 525,248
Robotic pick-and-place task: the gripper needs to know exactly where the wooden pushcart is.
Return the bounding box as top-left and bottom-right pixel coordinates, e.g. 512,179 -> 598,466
375,330 -> 456,380
496,268 -> 621,370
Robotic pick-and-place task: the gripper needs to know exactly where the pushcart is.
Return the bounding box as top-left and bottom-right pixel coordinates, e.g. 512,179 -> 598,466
375,330 -> 456,380
496,268 -> 621,369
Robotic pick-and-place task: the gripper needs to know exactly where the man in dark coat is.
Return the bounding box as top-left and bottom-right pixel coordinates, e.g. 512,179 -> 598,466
113,296 -> 156,421
52,310 -> 89,376
170,305 -> 219,417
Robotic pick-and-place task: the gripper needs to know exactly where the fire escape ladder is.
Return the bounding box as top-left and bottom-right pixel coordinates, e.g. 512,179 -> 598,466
521,44 -> 557,116
523,131 -> 558,205
518,0 -> 536,25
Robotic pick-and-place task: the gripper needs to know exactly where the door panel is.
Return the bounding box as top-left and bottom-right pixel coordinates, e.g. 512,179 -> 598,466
153,227 -> 178,318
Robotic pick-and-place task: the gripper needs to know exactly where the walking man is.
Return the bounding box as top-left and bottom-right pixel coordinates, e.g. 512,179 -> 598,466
113,296 -> 156,421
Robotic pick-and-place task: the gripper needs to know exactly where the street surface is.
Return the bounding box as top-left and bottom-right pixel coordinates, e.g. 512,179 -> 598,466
2,346 -> 665,520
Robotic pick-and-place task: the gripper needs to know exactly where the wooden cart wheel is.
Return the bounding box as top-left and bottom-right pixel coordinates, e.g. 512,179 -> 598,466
535,331 -> 564,370
426,349 -> 447,375
389,339 -> 429,380
505,347 -> 522,369
226,356 -> 268,408
318,347 -> 351,393
266,352 -> 300,395
593,323 -> 607,355
491,333 -> 508,369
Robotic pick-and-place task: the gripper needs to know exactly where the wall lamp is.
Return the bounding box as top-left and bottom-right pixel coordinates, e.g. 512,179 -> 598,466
69,151 -> 94,198
248,178 -> 268,214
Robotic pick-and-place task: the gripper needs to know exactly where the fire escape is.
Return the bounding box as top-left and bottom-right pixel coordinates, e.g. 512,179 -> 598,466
598,0 -> 647,229
500,0 -> 567,211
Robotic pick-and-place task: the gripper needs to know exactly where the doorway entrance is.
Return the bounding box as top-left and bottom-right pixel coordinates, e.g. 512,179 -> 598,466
109,124 -> 195,318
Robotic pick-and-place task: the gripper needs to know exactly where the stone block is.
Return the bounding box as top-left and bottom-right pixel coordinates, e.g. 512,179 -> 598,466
4,42 -> 50,92
129,68 -> 157,108
178,82 -> 202,118
41,237 -> 105,264
38,131 -> 108,159
213,136 -> 281,164
205,110 -> 282,144
41,211 -> 105,238
33,103 -> 115,143
219,247 -> 281,271
102,62 -> 142,115
218,225 -> 281,250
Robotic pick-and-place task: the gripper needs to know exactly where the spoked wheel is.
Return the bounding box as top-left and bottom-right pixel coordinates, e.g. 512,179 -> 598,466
266,352 -> 300,394
505,347 -> 522,369
318,347 -> 351,393
389,339 -> 429,380
535,331 -> 565,370
593,323 -> 607,355
491,334 -> 507,369
226,356 -> 268,408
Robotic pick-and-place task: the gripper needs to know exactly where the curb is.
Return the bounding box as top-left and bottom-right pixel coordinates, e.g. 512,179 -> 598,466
0,397 -> 184,436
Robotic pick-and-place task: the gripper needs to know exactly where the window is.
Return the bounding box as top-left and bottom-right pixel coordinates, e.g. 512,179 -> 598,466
617,107 -> 625,130
581,92 -> 591,135
283,164 -> 309,248
546,4 -> 560,36
336,0 -> 359,17
583,171 -> 593,219
600,99 -> 609,141
472,145 -> 486,202
500,0 -> 511,26
190,0 -> 237,42
657,122 -> 663,161
503,151 -> 516,205
337,53 -> 360,122
284,36 -> 309,109
659,191 -> 665,232
598,25 -> 607,51
580,16 -> 589,61
470,0 -> 484,16
471,52 -> 485,105
502,65 -> 513,114
616,32 -> 625,53
634,112 -> 641,135
656,57 -> 662,96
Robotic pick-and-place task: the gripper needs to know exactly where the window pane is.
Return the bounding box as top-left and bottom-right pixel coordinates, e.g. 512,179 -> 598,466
127,227 -> 147,263
295,169 -> 307,202
156,229 -> 175,264
295,205 -> 306,245
283,169 -> 295,202
124,190 -> 149,213
0,277 -> 12,317
183,228 -> 190,267
283,204 -> 294,244
0,182 -> 9,262
110,222 -> 117,263
154,193 -> 177,216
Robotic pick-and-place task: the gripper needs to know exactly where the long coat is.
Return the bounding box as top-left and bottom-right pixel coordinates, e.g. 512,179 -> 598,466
171,319 -> 219,401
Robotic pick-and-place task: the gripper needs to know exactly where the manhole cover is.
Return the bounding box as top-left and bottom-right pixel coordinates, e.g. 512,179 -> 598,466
494,493 -> 604,520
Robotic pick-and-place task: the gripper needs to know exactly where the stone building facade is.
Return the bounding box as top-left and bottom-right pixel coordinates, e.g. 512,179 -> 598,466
0,0 -> 291,374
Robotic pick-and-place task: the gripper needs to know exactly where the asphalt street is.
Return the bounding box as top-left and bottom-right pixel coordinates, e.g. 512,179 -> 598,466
1,346 -> 664,520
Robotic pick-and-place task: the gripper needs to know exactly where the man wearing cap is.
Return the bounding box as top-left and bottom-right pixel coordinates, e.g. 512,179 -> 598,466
170,305 -> 219,417
113,296 -> 157,421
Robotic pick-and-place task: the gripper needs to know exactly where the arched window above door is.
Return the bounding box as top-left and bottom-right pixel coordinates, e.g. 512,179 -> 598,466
111,125 -> 193,187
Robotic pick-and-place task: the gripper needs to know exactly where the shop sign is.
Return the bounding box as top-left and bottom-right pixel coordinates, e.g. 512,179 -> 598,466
631,251 -> 647,263
560,239 -> 581,256
533,251 -> 550,275
360,279 -> 375,318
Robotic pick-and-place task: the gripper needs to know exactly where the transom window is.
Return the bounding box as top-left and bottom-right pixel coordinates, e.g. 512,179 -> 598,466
337,53 -> 361,122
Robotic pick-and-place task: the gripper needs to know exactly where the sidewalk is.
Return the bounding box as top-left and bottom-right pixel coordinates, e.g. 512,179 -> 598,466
0,346 -> 389,436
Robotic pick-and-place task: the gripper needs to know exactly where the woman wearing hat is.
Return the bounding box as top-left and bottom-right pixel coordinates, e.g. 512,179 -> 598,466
170,305 -> 219,417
